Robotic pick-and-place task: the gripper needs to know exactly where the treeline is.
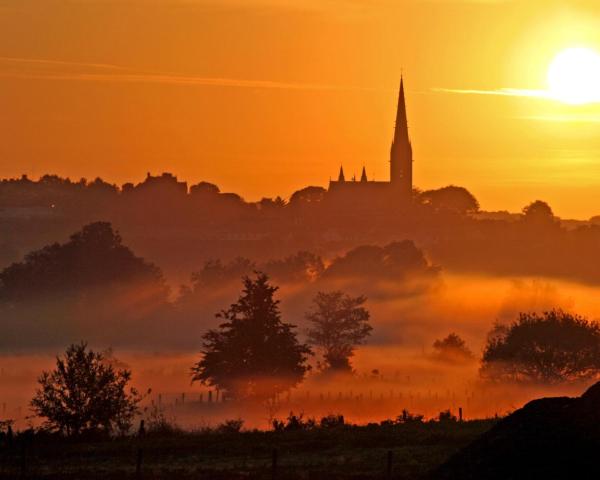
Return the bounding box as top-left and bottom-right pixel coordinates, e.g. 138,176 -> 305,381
4,173 -> 600,288
0,222 -> 438,349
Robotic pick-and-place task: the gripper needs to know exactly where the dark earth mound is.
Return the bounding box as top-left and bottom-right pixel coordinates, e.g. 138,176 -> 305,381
431,381 -> 600,479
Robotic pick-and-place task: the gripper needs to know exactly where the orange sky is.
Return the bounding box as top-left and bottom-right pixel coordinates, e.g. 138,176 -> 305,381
2,0 -> 600,218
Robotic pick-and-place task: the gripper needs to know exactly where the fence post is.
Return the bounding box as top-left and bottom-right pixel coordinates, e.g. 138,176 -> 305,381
7,424 -> 13,449
138,420 -> 145,438
136,447 -> 143,479
272,448 -> 278,480
459,407 -> 463,422
386,450 -> 393,479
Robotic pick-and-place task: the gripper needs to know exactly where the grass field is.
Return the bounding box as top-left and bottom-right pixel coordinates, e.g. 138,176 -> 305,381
0,419 -> 497,479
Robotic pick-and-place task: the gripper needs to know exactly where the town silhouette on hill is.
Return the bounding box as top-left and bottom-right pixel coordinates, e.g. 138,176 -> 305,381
3,78 -> 600,289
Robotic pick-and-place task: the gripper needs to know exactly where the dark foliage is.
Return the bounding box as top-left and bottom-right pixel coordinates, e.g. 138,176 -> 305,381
306,291 -> 372,372
480,310 -> 600,384
191,273 -> 312,400
432,333 -> 474,363
189,257 -> 256,290
324,240 -> 437,280
188,252 -> 325,292
420,185 -> 480,214
0,416 -> 496,480
288,186 -> 327,208
522,199 -> 554,222
31,343 -> 143,436
262,251 -> 325,283
0,222 -> 167,302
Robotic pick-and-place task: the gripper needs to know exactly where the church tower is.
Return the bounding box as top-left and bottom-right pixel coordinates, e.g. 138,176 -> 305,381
390,76 -> 413,200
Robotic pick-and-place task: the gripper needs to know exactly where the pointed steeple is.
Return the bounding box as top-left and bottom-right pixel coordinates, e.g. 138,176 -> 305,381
360,166 -> 368,182
338,165 -> 345,182
393,76 -> 409,145
390,75 -> 413,199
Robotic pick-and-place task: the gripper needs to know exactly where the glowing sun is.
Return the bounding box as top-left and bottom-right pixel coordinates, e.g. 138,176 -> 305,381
547,47 -> 600,105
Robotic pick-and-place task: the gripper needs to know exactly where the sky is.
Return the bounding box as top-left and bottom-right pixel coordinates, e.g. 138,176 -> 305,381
2,0 -> 600,218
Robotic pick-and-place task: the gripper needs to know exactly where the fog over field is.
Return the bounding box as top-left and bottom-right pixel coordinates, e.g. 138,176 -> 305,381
2,271 -> 596,429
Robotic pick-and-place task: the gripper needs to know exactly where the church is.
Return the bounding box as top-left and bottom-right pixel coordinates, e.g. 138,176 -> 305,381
328,77 -> 413,206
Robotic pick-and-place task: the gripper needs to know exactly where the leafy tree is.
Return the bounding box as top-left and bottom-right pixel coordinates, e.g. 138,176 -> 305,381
263,251 -> 325,283
306,291 -> 372,372
288,186 -> 327,208
190,257 -> 256,290
432,333 -> 474,363
480,310 -> 600,384
420,185 -> 479,214
522,200 -> 556,227
31,343 -> 143,436
189,181 -> 220,196
323,241 -> 436,280
0,222 -> 167,302
191,273 -> 311,400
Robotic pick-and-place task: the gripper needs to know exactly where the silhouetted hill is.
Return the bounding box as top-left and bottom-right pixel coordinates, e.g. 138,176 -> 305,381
431,382 -> 600,479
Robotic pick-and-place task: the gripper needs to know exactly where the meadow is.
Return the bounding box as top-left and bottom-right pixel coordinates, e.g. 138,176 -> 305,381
0,418 -> 497,479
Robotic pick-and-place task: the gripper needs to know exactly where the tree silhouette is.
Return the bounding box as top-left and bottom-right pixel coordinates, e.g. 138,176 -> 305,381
420,185 -> 479,214
0,222 -> 167,302
323,241 -> 436,280
191,273 -> 311,400
288,186 -> 327,208
522,200 -> 556,227
480,310 -> 600,384
31,343 -> 143,436
306,291 -> 371,372
432,333 -> 474,363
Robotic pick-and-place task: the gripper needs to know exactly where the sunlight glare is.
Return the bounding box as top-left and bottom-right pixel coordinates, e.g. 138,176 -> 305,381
547,47 -> 600,105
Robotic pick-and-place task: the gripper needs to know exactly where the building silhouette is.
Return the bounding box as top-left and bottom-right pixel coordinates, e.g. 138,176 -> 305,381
328,77 -> 413,206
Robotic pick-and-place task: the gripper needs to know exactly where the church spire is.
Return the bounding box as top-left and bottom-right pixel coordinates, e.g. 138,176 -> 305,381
338,165 -> 345,182
393,76 -> 409,144
390,75 -> 413,199
360,166 -> 368,182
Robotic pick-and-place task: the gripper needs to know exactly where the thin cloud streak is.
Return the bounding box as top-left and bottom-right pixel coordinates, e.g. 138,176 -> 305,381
0,56 -> 376,91
0,56 -> 132,71
433,87 -> 553,99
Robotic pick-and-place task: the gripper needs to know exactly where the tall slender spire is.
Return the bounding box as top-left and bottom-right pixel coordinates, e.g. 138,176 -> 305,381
338,165 -> 345,182
360,166 -> 368,182
390,75 -> 413,200
393,76 -> 409,144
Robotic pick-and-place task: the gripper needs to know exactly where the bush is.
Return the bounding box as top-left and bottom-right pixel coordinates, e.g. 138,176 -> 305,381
272,412 -> 316,432
481,310 -> 600,384
396,409 -> 424,424
217,418 -> 244,434
320,414 -> 345,429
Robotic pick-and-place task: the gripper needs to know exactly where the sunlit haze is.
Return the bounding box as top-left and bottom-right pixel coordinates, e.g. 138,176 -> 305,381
547,47 -> 600,105
2,1 -> 600,217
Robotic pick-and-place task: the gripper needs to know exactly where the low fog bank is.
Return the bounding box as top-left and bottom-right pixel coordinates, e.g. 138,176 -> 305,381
0,345 -> 592,431
2,273 -> 600,429
2,270 -> 595,353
